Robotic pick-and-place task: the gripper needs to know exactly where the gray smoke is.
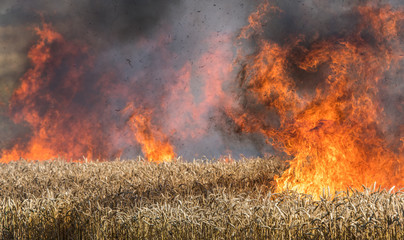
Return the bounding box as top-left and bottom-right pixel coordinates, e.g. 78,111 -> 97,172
0,0 -> 402,161
0,0 -> 268,160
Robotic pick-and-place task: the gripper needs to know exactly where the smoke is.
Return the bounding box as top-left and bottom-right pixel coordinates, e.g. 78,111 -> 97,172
0,0 -> 271,160
0,0 -> 402,161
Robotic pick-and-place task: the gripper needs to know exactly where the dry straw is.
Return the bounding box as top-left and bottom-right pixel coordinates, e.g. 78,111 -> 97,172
0,157 -> 402,239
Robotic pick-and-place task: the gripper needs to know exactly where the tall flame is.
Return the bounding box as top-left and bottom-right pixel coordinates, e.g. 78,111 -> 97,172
0,20 -> 235,163
232,3 -> 404,197
0,23 -> 97,162
125,104 -> 175,163
0,22 -> 179,163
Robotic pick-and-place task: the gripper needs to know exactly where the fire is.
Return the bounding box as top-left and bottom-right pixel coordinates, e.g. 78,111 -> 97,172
0,22 -> 178,163
0,23 -> 97,162
0,17 -> 236,163
239,0 -> 280,39
231,3 -> 404,197
1,1 -> 402,194
125,104 -> 175,163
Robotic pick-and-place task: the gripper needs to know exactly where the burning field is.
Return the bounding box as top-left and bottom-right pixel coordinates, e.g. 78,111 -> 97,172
0,0 -> 403,238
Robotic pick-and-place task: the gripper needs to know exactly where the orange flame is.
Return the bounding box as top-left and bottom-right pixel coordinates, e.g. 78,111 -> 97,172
125,104 -> 175,163
0,23 -> 106,162
0,20 -> 235,163
232,3 -> 404,197
239,0 -> 281,39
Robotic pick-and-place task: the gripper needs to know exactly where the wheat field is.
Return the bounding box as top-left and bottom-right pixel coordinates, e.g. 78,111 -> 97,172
0,157 -> 402,239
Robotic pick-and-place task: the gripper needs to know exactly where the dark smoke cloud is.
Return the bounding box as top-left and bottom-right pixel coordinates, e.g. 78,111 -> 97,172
76,0 -> 180,42
0,0 -> 179,28
248,0 -> 403,45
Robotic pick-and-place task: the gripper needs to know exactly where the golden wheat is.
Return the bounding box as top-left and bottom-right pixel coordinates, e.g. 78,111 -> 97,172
0,157 -> 402,239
